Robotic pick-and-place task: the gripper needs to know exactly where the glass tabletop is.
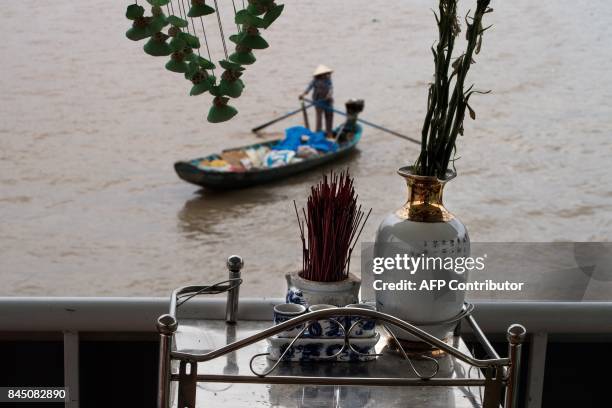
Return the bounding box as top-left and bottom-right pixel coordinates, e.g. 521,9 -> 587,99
171,319 -> 485,408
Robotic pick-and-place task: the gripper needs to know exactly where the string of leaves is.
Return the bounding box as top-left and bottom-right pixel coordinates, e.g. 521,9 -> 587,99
415,0 -> 493,178
125,0 -> 284,123
294,171 -> 371,283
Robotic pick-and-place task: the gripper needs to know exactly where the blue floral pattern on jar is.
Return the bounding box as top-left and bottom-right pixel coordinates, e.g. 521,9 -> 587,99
346,316 -> 376,338
286,287 -> 306,306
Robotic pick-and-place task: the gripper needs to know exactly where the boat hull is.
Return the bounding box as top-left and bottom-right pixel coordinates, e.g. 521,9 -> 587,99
174,125 -> 361,190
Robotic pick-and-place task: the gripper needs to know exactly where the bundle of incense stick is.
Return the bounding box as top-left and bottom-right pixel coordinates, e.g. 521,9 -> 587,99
294,170 -> 372,282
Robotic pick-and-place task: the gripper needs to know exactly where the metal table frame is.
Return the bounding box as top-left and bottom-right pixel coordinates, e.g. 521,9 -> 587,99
156,258 -> 526,408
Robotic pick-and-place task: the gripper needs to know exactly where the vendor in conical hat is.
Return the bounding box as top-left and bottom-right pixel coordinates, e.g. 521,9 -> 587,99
299,64 -> 334,137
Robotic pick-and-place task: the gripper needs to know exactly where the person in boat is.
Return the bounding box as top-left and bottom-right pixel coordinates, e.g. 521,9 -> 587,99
299,64 -> 334,138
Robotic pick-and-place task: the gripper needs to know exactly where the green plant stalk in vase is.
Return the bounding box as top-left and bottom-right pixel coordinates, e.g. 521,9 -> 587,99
415,0 -> 493,179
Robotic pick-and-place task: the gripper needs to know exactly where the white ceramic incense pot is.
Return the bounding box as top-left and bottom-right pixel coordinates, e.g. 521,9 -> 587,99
285,271 -> 360,307
373,166 -> 469,341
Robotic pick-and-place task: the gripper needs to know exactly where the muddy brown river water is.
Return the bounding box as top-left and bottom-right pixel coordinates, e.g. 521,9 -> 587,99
1,0 -> 611,296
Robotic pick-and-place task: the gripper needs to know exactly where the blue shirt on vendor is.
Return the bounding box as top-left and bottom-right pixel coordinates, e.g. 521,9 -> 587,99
300,64 -> 334,135
304,76 -> 333,107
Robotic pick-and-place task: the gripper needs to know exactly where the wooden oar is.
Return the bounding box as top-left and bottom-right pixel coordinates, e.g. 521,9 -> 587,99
301,99 -> 310,130
303,98 -> 420,145
251,103 -> 313,133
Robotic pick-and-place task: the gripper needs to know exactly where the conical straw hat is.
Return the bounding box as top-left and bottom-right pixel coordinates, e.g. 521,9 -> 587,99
313,64 -> 333,76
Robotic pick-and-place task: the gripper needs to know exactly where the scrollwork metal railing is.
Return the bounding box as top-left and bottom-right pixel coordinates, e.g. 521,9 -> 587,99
156,256 -> 526,408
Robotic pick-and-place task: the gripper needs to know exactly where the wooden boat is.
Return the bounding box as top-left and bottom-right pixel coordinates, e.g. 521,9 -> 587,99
174,123 -> 362,189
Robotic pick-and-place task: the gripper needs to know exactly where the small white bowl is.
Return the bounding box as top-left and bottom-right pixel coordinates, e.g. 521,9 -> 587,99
306,304 -> 343,337
345,304 -> 377,338
268,333 -> 381,361
273,303 -> 307,338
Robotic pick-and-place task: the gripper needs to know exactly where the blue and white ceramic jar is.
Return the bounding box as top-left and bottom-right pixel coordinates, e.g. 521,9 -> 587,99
285,271 -> 360,308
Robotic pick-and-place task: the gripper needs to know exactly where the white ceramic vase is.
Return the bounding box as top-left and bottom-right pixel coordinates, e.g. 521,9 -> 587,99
373,166 -> 469,340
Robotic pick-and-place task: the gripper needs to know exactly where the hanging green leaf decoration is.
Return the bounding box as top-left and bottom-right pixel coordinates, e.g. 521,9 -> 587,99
126,22 -> 150,41
166,59 -> 189,73
126,26 -> 149,41
165,52 -> 189,73
235,10 -> 266,28
247,0 -> 280,17
239,33 -> 269,49
219,59 -> 245,72
167,15 -> 188,28
168,25 -> 180,36
125,0 -> 285,123
229,51 -> 256,65
190,55 -> 216,69
146,13 -> 168,35
183,33 -> 201,49
208,96 -> 238,123
125,5 -> 151,41
191,81 -> 212,96
229,33 -> 245,44
187,0 -> 216,17
182,47 -> 195,62
254,0 -> 278,6
185,62 -> 199,80
151,6 -> 164,17
169,33 -> 187,52
219,78 -> 245,98
147,0 -> 170,6
262,4 -> 284,29
126,4 -> 145,20
143,32 -> 172,56
190,75 -> 216,95
246,4 -> 266,16
229,47 -> 256,65
231,28 -> 269,49
219,68 -> 245,97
